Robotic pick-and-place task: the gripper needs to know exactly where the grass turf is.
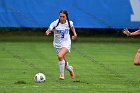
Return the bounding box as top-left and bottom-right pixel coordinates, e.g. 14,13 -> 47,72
0,36 -> 140,93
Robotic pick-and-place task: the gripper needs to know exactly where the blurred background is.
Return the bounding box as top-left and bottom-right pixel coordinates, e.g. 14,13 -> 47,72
0,0 -> 140,37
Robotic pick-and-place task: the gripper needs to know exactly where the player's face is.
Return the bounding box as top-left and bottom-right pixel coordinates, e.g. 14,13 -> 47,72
59,13 -> 67,23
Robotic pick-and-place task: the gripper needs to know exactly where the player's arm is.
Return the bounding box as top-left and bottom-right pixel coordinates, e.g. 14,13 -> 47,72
130,29 -> 140,36
45,28 -> 52,36
71,27 -> 77,40
123,28 -> 140,36
70,21 -> 77,40
45,21 -> 56,36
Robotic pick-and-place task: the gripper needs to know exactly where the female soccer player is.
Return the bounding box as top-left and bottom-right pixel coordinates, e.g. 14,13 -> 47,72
123,28 -> 140,65
45,9 -> 77,80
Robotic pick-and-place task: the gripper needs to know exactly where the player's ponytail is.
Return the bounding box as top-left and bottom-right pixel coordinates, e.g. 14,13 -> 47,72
56,19 -> 60,27
66,13 -> 72,32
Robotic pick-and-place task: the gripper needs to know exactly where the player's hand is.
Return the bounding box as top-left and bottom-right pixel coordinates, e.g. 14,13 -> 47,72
123,28 -> 131,36
45,30 -> 51,36
72,36 -> 77,41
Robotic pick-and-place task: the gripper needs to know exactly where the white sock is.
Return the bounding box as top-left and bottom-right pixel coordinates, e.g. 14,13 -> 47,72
59,60 -> 65,76
65,62 -> 73,72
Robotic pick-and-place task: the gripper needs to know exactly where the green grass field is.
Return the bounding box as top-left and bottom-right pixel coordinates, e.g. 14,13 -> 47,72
0,36 -> 140,93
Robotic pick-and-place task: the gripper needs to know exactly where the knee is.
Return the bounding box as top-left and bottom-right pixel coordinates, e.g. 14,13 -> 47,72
58,54 -> 63,61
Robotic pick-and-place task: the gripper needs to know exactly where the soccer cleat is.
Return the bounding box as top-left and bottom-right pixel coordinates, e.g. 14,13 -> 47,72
59,74 -> 64,80
70,66 -> 75,79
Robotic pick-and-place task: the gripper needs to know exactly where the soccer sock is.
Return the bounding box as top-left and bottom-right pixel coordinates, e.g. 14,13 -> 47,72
65,62 -> 73,72
59,60 -> 65,76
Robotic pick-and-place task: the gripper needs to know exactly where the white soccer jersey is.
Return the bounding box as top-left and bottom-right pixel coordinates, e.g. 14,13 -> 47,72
49,19 -> 74,49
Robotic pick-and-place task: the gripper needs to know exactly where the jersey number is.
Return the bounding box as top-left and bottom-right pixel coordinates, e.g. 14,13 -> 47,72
61,32 -> 64,38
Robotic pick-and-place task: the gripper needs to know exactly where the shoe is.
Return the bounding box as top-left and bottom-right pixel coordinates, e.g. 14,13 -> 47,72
59,74 -> 64,80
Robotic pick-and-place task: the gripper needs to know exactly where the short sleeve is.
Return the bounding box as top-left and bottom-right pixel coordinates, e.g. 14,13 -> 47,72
49,19 -> 59,30
70,21 -> 74,27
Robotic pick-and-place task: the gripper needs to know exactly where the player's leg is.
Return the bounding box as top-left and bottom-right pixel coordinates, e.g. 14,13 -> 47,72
57,47 -> 69,80
64,55 -> 75,79
63,56 -> 67,65
58,47 -> 68,61
134,48 -> 140,65
64,56 -> 72,72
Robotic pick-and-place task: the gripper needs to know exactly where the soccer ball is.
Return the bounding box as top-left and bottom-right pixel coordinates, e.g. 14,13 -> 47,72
34,73 -> 46,83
